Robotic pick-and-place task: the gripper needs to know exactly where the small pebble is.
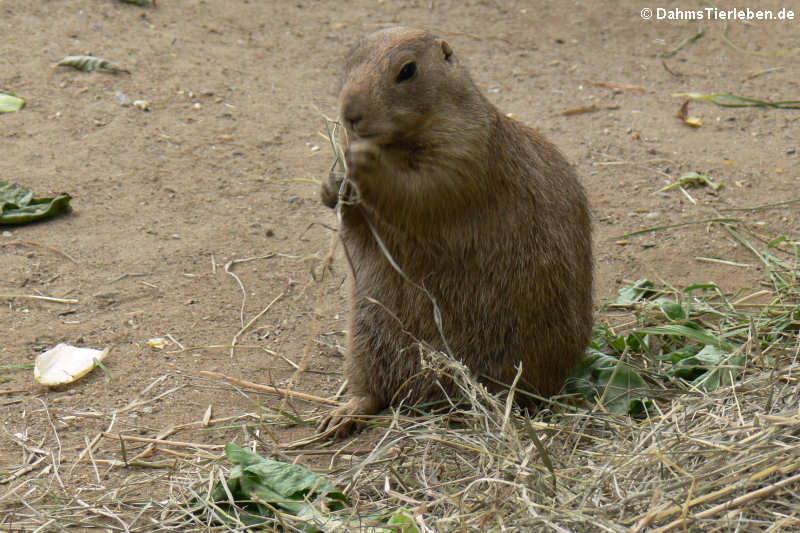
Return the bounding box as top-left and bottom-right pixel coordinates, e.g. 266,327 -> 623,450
115,91 -> 132,106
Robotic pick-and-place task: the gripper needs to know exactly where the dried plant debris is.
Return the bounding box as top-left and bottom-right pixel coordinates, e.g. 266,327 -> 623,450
658,171 -> 723,193
0,181 -> 72,225
673,91 -> 800,109
118,0 -> 156,5
560,103 -> 620,116
0,91 -> 25,113
676,99 -> 703,127
56,55 -> 130,74
660,24 -> 704,58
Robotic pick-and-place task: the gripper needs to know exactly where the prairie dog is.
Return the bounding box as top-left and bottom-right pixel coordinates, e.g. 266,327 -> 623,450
319,27 -> 592,435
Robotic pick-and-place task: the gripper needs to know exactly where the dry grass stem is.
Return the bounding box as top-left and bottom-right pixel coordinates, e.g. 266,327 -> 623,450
199,370 -> 343,406
0,293 -> 79,304
100,432 -> 223,450
229,291 -> 284,358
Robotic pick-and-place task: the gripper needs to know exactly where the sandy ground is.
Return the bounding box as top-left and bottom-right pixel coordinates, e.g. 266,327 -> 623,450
1,0 -> 798,524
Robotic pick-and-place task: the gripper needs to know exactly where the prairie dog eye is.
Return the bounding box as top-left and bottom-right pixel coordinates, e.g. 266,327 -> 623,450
396,61 -> 417,83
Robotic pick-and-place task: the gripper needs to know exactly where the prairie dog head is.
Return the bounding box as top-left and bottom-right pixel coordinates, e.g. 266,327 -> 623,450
339,27 -> 480,147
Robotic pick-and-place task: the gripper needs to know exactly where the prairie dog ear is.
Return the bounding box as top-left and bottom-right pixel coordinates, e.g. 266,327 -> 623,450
438,39 -> 454,61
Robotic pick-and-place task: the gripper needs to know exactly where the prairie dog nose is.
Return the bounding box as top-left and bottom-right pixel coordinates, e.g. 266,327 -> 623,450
340,87 -> 369,133
344,109 -> 362,131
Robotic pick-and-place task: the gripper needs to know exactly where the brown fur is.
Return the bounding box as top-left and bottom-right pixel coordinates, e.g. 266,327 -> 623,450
319,27 -> 593,435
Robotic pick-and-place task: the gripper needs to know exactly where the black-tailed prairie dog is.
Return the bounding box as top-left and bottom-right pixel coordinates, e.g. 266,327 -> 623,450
319,27 -> 593,435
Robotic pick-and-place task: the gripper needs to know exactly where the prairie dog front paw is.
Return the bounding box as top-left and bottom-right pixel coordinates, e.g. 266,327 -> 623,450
345,139 -> 381,183
321,162 -> 347,208
316,394 -> 383,438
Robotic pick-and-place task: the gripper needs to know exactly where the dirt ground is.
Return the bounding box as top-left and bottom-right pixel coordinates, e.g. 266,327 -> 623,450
1,0 -> 798,526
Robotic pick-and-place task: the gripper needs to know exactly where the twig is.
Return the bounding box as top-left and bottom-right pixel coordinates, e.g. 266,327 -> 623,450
101,432 -> 223,450
37,398 -> 62,475
199,370 -> 342,406
591,82 -> 645,92
661,59 -> 681,78
114,383 -> 184,415
71,432 -> 102,475
0,294 -> 78,304
224,259 -> 249,328
230,292 -> 284,358
720,198 -> 800,212
85,435 -> 102,484
560,104 -> 620,116
0,456 -> 47,485
743,66 -> 784,82
695,257 -> 753,268
613,217 -> 739,239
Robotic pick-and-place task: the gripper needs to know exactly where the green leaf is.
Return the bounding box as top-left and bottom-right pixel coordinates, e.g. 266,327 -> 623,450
93,358 -> 112,380
658,299 -> 688,321
590,325 -> 624,354
204,443 -> 421,531
206,443 -> 351,529
0,182 -> 33,206
0,92 -> 25,113
658,348 -> 699,367
625,331 -> 647,352
385,509 -> 420,533
568,350 -> 650,415
657,172 -> 723,193
224,442 -> 268,468
612,279 -> 655,305
683,282 -> 723,302
767,235 -> 788,249
227,442 -> 347,505
56,55 -> 129,74
637,324 -> 733,351
591,326 -> 647,356
0,182 -> 72,225
668,345 -> 746,391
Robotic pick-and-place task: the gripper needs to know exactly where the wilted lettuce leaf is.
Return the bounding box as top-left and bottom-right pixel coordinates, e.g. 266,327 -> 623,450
0,182 -> 71,225
568,349 -> 650,415
0,92 -> 25,113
